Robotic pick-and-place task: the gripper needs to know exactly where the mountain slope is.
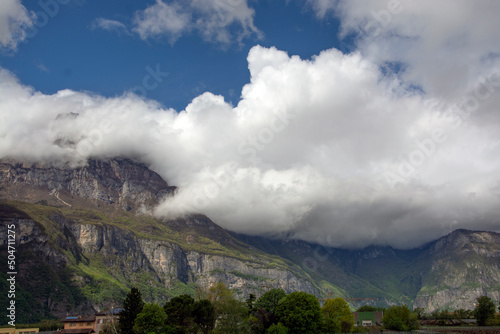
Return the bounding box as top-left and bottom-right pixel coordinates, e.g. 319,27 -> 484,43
1,157 -> 499,323
0,158 -> 325,324
414,229 -> 500,311
236,230 -> 500,312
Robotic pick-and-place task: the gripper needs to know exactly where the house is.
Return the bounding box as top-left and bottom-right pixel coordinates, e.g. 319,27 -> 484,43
60,315 -> 96,334
353,311 -> 384,326
58,310 -> 121,334
0,328 -> 39,334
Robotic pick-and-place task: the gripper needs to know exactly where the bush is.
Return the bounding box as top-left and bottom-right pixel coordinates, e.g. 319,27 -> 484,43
382,305 -> 419,331
267,322 -> 289,334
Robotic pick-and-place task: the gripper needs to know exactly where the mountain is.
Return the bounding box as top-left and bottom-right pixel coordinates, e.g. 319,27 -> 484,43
1,157 -> 499,323
0,158 -> 323,324
413,229 -> 500,311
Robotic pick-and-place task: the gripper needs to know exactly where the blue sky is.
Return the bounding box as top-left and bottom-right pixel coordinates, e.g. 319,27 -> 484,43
0,0 -> 345,111
1,0 -> 500,248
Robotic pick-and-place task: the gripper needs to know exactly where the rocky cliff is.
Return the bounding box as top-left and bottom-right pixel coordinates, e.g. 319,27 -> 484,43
0,192 -> 319,323
238,230 -> 500,312
0,158 -> 175,213
1,157 -> 500,323
413,229 -> 500,311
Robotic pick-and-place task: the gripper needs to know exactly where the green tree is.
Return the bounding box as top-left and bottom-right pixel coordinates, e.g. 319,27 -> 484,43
213,297 -> 250,334
133,303 -> 175,334
413,307 -> 425,319
321,297 -> 354,334
256,289 -> 287,315
246,293 -> 256,314
192,299 -> 216,334
438,309 -> 452,319
206,282 -> 234,309
267,322 -> 289,334
119,287 -> 145,334
356,305 -> 377,312
274,291 -> 322,334
382,305 -> 419,331
474,295 -> 496,326
453,309 -> 472,320
205,282 -> 250,334
164,294 -> 195,332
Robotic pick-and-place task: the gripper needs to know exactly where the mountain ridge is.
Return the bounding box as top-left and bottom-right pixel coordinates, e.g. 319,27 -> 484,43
1,157 -> 499,323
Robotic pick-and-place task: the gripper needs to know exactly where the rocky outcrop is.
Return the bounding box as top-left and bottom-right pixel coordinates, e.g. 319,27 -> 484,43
0,202 -> 318,320
66,219 -> 318,296
0,158 -> 175,212
413,230 -> 500,312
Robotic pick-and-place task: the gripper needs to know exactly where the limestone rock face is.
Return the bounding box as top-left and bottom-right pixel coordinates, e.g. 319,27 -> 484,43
2,157 -> 500,319
0,158 -> 175,212
413,230 -> 500,312
0,202 -> 318,319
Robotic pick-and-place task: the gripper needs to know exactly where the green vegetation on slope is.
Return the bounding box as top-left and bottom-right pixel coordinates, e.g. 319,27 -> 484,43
0,200 -> 325,323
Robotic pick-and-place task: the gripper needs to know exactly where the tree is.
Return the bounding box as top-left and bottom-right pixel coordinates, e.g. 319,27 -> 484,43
100,322 -> 118,334
321,297 -> 354,334
213,296 -> 250,334
205,282 -> 249,334
267,322 -> 289,334
256,289 -> 286,315
133,303 -> 175,334
453,309 -> 472,320
474,295 -> 496,326
206,281 -> 234,310
413,307 -> 425,319
119,287 -> 145,334
164,294 -> 195,331
192,299 -> 215,334
246,293 -> 256,314
356,305 -> 377,312
274,291 -> 322,334
382,305 -> 419,331
249,307 -> 274,334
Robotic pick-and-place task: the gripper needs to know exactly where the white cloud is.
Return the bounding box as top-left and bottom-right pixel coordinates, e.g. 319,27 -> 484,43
91,18 -> 129,35
132,0 -> 261,45
0,0 -> 34,51
1,0 -> 500,249
310,0 -> 500,102
133,1 -> 190,43
2,40 -> 500,249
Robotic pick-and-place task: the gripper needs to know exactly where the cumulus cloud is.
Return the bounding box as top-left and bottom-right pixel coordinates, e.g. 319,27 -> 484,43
0,0 -> 34,51
132,0 -> 261,45
133,1 -> 190,43
1,1 -> 500,249
310,0 -> 500,101
2,36 -> 500,249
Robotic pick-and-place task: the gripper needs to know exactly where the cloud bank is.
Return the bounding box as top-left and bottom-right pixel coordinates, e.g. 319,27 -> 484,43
1,1 -> 500,249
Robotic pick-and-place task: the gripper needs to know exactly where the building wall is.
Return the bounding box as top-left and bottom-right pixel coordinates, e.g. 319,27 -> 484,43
0,328 -> 39,334
353,311 -> 384,326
